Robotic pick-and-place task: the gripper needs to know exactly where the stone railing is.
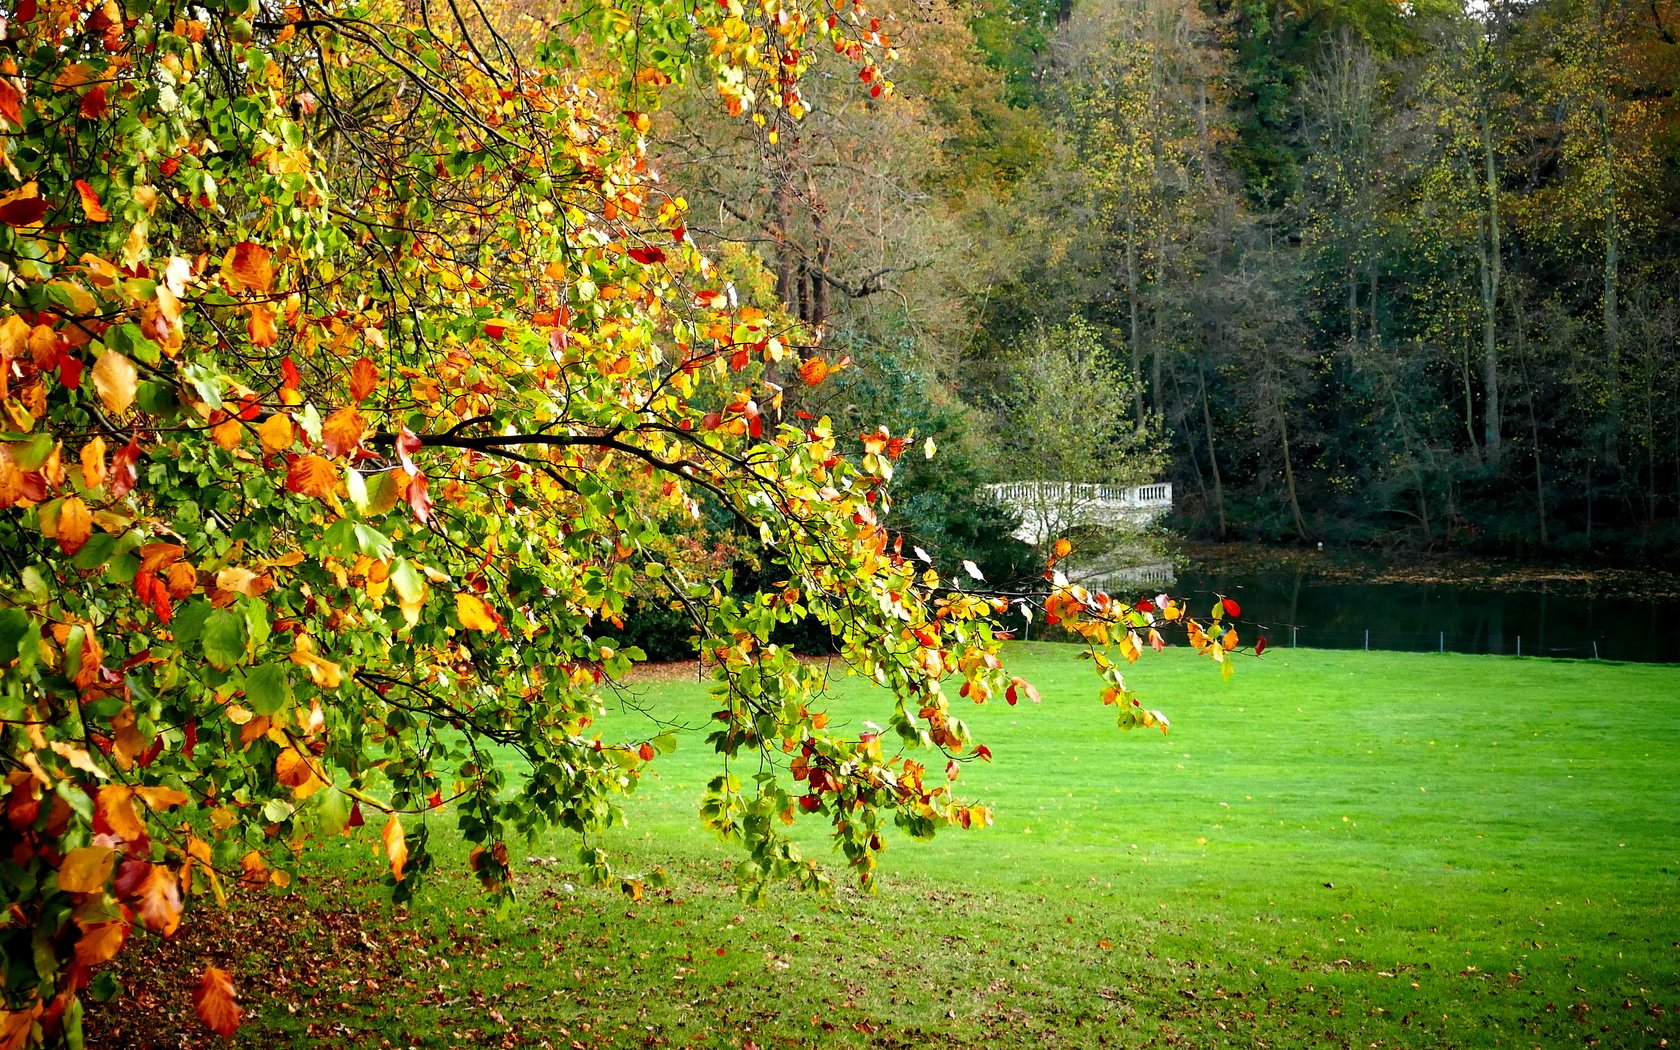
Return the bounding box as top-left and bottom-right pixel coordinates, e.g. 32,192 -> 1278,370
984,481 -> 1173,546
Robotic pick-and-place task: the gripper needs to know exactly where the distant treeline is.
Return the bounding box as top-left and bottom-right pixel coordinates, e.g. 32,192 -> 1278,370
662,0 -> 1680,565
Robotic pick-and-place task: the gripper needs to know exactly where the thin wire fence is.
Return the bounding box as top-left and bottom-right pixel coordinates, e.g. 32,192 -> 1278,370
1258,625 -> 1621,661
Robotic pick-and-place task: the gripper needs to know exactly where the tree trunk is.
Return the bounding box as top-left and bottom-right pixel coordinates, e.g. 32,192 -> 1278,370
1125,207 -> 1145,427
1279,409 -> 1308,541
1480,107 -> 1503,469
1198,362 -> 1227,539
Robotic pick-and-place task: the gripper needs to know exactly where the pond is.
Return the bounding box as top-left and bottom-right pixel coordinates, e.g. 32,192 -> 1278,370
1166,565 -> 1680,664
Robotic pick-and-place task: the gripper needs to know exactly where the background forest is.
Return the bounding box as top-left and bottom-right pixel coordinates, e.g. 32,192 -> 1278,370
658,0 -> 1680,566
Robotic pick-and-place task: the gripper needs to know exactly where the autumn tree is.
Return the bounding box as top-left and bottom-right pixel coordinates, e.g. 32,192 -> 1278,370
0,0 -> 1246,1043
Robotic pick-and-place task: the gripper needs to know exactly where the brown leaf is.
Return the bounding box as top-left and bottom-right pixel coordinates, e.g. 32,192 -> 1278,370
193,966 -> 242,1038
349,356 -> 379,402
285,454 -> 338,499
383,813 -> 407,881
0,1002 -> 42,1050
225,241 -> 273,294
320,406 -> 366,458
92,350 -> 137,414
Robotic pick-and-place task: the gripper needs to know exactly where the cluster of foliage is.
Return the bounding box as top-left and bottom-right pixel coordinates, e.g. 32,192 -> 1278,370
0,0 -> 1244,1043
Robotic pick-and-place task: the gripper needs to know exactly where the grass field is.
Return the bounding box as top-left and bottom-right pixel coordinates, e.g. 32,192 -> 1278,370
89,645 -> 1680,1049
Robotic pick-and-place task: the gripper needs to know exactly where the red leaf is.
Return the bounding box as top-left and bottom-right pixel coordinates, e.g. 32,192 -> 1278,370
183,719 -> 198,759
638,742 -> 655,761
280,356 -> 301,390
346,800 -> 365,828
406,470 -> 433,523
193,966 -> 242,1038
108,438 -> 141,499
396,426 -> 422,476
1255,636 -> 1267,656
0,197 -> 50,227
57,352 -> 84,390
1222,597 -> 1242,618
320,406 -> 366,458
627,245 -> 666,265
79,85 -> 109,120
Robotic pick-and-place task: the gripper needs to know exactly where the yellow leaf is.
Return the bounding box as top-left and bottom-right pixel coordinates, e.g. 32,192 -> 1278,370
92,351 -> 137,414
455,592 -> 500,632
134,785 -> 190,810
257,413 -> 294,453
80,436 -> 106,489
56,846 -> 116,894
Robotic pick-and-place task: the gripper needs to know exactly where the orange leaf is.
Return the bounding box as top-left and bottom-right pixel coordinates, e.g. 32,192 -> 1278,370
56,845 -> 116,894
348,357 -> 379,402
73,179 -> 108,222
798,356 -> 828,386
96,786 -> 146,843
320,406 -> 366,458
0,1002 -> 42,1050
55,496 -> 91,556
275,748 -> 315,789
92,350 -> 137,414
210,415 -> 243,450
247,302 -> 279,347
258,413 -> 294,453
193,966 -> 242,1038
134,785 -> 190,810
80,435 -> 107,489
73,921 -> 128,967
225,241 -> 273,294
285,454 -> 338,499
0,79 -> 21,128
383,813 -> 408,881
133,863 -> 182,935
454,592 -> 500,632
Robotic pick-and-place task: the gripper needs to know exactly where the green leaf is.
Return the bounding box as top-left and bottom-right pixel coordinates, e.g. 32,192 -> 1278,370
244,663 -> 292,715
202,609 -> 249,671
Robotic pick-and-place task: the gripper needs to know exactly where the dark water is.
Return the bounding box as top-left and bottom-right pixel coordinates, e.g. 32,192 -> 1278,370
1169,568 -> 1680,664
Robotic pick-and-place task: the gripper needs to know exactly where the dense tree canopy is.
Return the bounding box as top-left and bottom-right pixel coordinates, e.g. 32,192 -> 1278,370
0,0 -> 1241,1043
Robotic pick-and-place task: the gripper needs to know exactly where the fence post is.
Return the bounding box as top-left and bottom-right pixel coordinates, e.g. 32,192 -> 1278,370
1439,631 -> 1444,653
1592,639 -> 1599,660
1364,629 -> 1369,651
1291,626 -> 1298,648
1516,635 -> 1521,658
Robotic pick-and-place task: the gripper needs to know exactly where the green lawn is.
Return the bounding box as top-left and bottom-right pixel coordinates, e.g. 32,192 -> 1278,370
90,646 -> 1680,1049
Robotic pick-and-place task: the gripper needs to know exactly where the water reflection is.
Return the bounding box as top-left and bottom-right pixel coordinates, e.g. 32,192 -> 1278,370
1166,567 -> 1680,664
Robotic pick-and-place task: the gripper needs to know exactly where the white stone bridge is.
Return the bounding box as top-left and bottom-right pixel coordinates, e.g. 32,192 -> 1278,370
986,481 -> 1173,546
